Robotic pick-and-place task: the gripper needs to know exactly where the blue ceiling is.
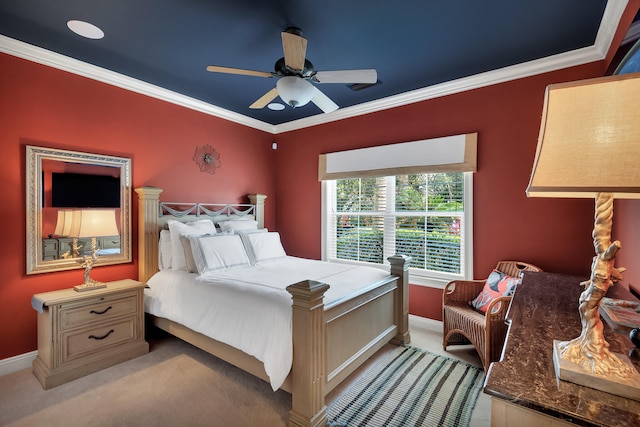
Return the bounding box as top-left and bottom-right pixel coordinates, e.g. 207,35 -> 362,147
0,0 -> 617,127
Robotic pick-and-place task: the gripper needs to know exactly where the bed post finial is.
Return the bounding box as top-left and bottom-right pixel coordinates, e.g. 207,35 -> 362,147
247,194 -> 267,229
135,187 -> 163,283
287,280 -> 330,427
389,254 -> 411,346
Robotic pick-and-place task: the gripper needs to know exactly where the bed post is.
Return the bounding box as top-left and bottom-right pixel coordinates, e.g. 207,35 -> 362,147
247,194 -> 267,229
286,280 -> 330,427
135,187 -> 162,283
389,254 -> 411,345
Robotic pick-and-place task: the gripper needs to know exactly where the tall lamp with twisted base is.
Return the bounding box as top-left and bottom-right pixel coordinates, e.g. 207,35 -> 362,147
527,72 -> 640,399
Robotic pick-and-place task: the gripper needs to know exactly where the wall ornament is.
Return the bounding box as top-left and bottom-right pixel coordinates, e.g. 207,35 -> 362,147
193,144 -> 221,174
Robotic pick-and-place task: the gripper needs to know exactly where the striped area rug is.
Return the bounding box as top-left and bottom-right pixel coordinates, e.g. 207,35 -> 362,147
328,346 -> 484,427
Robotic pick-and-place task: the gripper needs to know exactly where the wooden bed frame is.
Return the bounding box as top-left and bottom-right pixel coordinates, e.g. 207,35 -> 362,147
135,187 -> 410,427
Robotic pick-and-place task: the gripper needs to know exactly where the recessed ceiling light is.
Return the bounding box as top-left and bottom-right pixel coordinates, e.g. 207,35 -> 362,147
67,20 -> 104,39
267,103 -> 285,111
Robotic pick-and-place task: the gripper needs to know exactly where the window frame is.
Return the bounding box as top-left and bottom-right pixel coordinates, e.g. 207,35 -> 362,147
321,172 -> 473,289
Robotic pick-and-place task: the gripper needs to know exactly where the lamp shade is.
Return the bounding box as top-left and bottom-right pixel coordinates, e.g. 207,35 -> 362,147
54,210 -> 74,236
276,76 -> 314,108
527,72 -> 640,199
69,209 -> 119,238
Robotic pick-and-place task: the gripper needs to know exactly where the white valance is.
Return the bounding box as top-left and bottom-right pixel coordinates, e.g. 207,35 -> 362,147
318,133 -> 477,180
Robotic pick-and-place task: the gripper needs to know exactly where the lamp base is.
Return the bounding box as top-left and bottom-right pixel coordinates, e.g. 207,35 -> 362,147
73,281 -> 107,292
553,340 -> 640,401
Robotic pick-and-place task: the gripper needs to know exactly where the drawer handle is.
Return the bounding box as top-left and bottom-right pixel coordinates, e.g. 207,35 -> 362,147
90,306 -> 112,315
88,329 -> 114,340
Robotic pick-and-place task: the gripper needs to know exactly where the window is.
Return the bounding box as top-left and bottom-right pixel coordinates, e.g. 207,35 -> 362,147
322,172 -> 472,287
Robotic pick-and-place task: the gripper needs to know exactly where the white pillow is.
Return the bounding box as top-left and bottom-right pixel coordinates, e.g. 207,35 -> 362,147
180,231 -> 235,272
218,219 -> 258,233
190,234 -> 251,275
158,229 -> 172,270
168,219 -> 217,271
236,228 -> 268,235
179,234 -> 198,273
240,232 -> 287,264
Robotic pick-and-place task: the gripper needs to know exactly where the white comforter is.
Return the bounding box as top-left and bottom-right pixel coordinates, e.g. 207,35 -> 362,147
144,257 -> 390,390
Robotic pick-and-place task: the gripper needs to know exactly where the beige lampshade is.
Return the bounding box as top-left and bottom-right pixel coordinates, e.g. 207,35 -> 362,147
53,210 -> 74,236
69,209 -> 119,238
527,72 -> 640,199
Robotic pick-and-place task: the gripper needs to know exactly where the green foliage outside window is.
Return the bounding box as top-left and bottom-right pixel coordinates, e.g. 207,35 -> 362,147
335,227 -> 461,273
334,173 -> 463,274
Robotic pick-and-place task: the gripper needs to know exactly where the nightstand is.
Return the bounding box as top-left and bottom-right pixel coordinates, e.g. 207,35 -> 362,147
42,238 -> 59,260
31,279 -> 149,389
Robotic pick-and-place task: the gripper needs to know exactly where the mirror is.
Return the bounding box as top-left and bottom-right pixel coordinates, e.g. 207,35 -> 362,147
26,145 -> 132,275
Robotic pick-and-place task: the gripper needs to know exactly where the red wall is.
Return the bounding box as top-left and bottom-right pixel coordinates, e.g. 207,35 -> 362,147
1,2 -> 638,359
273,66 -> 615,272
272,65 -> 624,320
0,53 -> 276,359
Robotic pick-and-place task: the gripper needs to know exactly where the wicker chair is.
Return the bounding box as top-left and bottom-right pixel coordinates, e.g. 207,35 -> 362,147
442,261 -> 542,372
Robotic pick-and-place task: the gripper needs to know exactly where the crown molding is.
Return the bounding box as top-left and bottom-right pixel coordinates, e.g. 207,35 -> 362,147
0,0 -> 627,136
0,35 -> 277,134
273,46 -> 601,133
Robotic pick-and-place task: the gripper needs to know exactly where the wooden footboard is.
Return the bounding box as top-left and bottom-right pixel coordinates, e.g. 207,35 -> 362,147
135,187 -> 410,427
287,255 -> 410,427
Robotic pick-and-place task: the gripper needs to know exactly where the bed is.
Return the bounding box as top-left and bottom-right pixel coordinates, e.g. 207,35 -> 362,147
135,187 -> 410,427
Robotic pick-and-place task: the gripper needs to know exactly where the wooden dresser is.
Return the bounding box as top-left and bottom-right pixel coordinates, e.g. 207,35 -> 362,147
484,271 -> 640,426
32,279 -> 148,389
42,236 -> 121,260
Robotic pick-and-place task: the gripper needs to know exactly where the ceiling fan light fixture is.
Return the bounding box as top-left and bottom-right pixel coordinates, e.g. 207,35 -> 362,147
267,103 -> 285,111
276,76 -> 314,108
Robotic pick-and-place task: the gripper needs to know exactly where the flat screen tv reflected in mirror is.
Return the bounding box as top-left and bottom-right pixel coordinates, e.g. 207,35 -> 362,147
51,172 -> 120,208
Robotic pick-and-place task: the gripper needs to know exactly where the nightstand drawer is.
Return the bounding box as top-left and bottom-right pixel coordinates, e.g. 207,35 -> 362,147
43,239 -> 59,252
61,317 -> 137,364
60,292 -> 137,330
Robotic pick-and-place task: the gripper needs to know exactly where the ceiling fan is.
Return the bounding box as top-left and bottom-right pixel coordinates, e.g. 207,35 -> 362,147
206,27 -> 377,113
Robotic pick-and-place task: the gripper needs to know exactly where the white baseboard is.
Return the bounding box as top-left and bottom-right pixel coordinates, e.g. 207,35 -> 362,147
0,351 -> 37,377
409,314 -> 442,333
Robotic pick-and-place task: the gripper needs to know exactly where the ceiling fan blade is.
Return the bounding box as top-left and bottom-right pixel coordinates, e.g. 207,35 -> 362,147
281,31 -> 307,71
314,69 -> 377,84
310,86 -> 339,113
206,65 -> 273,78
249,87 -> 279,109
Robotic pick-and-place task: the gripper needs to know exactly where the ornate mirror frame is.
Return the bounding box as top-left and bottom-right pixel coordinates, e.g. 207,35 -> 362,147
26,145 -> 132,274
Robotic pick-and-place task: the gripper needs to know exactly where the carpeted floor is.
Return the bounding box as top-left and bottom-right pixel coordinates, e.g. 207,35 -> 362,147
0,336 -> 291,427
0,321 -> 489,427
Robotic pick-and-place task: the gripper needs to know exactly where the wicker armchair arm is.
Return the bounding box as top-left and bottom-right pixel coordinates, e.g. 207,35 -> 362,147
443,279 -> 486,304
485,295 -> 512,323
484,295 -> 513,366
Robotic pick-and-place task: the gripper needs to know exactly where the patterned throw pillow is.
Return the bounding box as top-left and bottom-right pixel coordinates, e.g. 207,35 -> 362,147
470,269 -> 521,314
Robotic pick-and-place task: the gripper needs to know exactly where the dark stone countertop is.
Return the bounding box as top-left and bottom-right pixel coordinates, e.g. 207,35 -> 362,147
484,271 -> 640,427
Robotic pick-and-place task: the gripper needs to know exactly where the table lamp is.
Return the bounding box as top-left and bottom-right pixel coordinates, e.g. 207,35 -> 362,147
527,72 -> 640,399
53,210 -> 80,257
68,209 -> 119,291
53,210 -> 73,236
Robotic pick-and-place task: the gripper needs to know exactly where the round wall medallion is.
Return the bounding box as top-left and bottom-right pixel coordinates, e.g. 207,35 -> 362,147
193,144 -> 221,174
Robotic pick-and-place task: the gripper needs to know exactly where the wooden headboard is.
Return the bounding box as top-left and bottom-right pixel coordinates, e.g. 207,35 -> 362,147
134,187 -> 266,283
